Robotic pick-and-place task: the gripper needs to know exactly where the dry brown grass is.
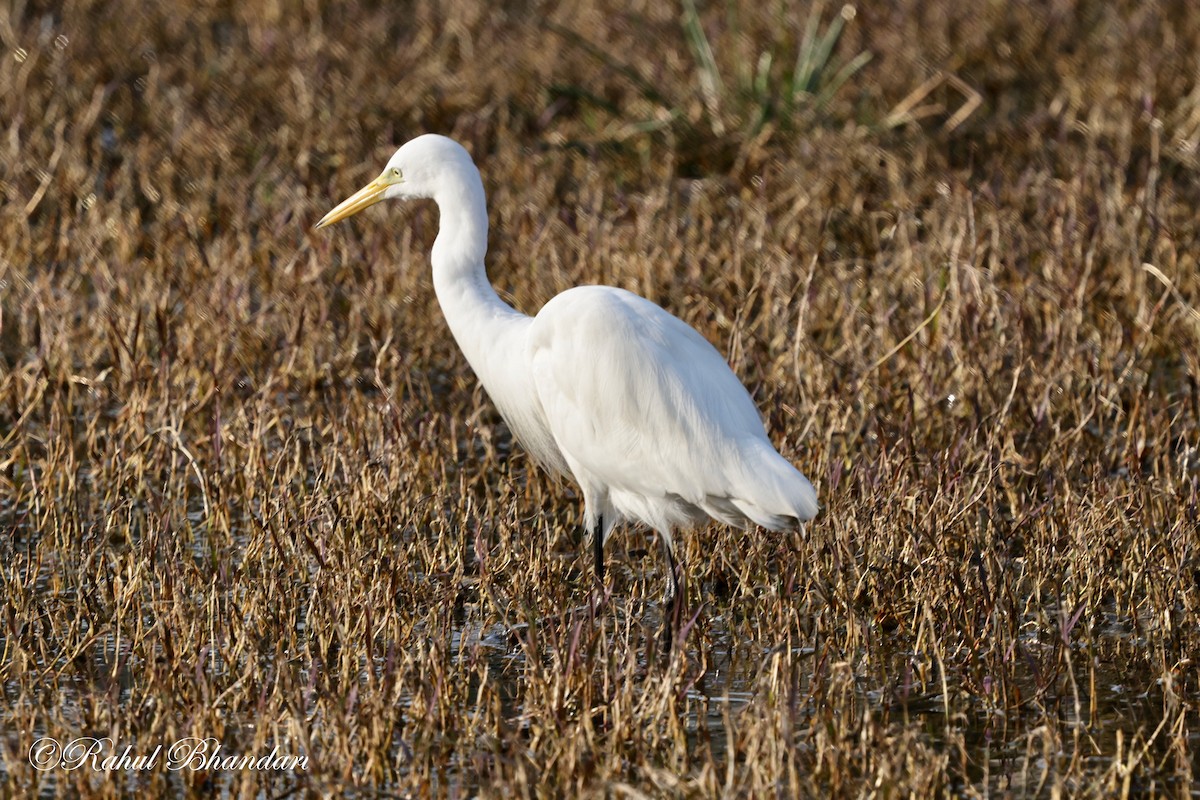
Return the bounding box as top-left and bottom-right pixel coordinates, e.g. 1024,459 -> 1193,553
3,0 -> 1200,796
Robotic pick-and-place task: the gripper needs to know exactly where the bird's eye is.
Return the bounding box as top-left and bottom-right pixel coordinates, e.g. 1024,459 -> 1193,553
390,167 -> 402,178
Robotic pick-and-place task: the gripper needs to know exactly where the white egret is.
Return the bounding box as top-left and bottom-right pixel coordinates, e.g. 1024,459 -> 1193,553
315,134 -> 817,633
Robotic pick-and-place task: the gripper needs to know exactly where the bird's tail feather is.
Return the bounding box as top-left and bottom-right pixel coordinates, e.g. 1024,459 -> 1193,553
723,441 -> 818,530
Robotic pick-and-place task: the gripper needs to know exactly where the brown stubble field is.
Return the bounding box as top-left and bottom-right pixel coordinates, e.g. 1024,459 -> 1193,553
3,0 -> 1200,796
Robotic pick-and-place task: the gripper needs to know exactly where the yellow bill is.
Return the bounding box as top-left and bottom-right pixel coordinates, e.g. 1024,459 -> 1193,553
314,173 -> 392,229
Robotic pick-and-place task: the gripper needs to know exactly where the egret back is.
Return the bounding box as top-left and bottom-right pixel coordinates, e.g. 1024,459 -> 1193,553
528,286 -> 817,536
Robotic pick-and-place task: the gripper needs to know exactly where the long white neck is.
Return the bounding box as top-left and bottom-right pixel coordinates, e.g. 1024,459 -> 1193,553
427,164 -> 529,388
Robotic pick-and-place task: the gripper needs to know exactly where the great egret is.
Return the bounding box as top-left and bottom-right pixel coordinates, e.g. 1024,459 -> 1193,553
316,134 -> 817,635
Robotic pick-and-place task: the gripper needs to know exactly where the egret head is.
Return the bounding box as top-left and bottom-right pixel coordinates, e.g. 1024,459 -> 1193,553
314,134 -> 475,229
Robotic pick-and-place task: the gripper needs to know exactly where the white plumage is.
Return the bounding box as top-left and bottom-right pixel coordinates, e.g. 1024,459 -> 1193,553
316,134 -> 817,621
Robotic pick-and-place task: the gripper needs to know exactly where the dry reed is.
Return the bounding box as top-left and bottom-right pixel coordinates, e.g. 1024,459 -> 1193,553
2,0 -> 1199,796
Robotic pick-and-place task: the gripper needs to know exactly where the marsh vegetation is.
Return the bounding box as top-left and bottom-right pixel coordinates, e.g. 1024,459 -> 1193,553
2,0 -> 1199,796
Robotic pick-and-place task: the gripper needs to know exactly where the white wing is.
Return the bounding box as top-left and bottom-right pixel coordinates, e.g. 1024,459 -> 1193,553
527,286 -> 817,534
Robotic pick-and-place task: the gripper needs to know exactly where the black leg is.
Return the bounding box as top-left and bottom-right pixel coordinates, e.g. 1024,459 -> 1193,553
659,536 -> 686,650
593,515 -> 604,583
662,542 -> 678,604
